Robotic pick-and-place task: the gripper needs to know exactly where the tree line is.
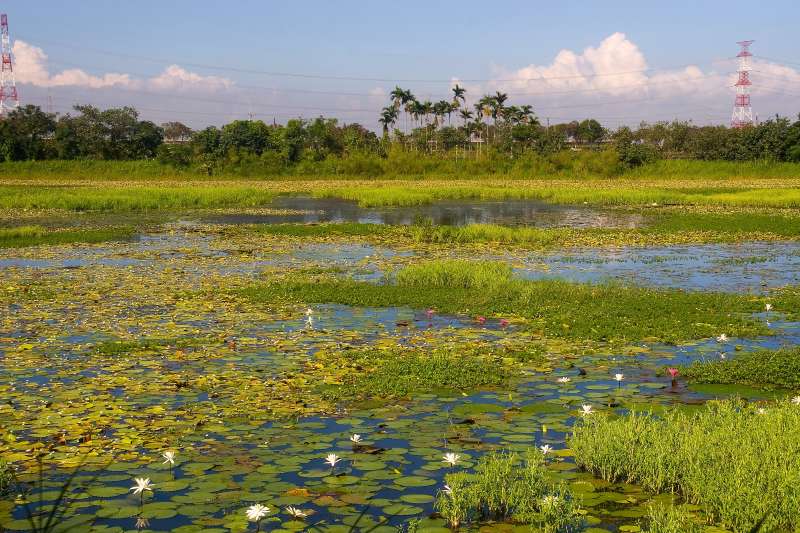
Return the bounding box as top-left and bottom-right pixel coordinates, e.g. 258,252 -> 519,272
1,102 -> 800,174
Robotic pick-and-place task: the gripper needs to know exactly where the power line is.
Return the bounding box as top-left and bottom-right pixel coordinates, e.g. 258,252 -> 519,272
19,33 -> 732,84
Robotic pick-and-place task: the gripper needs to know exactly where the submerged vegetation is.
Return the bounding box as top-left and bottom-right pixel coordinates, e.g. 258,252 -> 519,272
569,399 -> 800,532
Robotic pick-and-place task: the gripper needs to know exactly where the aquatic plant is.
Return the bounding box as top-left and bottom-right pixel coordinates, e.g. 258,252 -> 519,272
245,504 -> 270,531
569,399 -> 800,532
641,504 -> 704,533
244,265 -> 768,344
681,347 -> 800,390
434,451 -> 582,531
0,225 -> 134,249
442,452 -> 461,467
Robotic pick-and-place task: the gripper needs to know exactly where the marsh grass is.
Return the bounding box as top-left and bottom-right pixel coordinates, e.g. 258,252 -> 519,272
243,260 -> 767,343
680,347 -> 800,389
0,185 -> 276,212
94,337 -> 206,356
569,399 -> 800,532
0,225 -> 134,248
317,347 -> 518,401
252,222 -> 390,238
434,451 -> 582,532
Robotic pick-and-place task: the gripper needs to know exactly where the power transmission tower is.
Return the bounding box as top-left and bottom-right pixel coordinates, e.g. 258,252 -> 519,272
731,40 -> 754,128
0,14 -> 19,116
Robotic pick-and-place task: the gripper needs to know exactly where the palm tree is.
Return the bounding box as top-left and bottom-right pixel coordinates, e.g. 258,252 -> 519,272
433,100 -> 451,127
379,106 -> 398,138
459,109 -> 473,127
451,84 -> 466,110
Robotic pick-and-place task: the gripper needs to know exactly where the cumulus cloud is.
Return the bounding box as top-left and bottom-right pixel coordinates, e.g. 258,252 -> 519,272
13,40 -> 233,92
148,65 -> 232,91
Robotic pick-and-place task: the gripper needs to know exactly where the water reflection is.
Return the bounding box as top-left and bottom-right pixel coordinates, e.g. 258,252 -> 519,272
203,196 -> 644,229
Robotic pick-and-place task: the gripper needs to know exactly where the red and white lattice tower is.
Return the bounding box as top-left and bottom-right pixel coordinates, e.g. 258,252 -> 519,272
0,14 -> 19,116
731,40 -> 754,128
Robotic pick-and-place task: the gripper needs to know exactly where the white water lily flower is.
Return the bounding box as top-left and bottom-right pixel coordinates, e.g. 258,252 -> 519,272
792,396 -> 800,405
442,484 -> 453,496
614,373 -> 624,382
580,404 -> 594,416
161,450 -> 176,466
541,494 -> 560,507
129,477 -> 154,495
305,308 -> 313,317
539,444 -> 553,455
716,333 -> 729,343
246,503 -> 270,522
557,377 -> 571,384
285,505 -> 307,519
350,434 -> 362,444
442,452 -> 461,466
765,303 -> 773,311
324,453 -> 340,468
757,408 -> 767,415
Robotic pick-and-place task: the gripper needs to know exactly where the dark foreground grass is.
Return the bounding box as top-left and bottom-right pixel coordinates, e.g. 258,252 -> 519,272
0,225 -> 134,248
569,399 -> 800,532
241,260 -> 767,344
681,347 -> 800,390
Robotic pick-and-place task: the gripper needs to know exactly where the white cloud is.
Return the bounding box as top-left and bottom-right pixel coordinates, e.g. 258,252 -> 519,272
14,40 -> 132,88
13,40 -> 233,92
148,65 -> 232,92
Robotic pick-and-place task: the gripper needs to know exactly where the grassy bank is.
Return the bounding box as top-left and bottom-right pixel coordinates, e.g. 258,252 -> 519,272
241,260 -> 767,344
569,399 -> 800,532
0,225 -> 135,248
1,157 -> 799,182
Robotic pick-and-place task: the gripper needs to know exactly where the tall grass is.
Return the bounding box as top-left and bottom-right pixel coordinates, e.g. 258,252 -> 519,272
680,347 -> 800,389
314,184 -> 800,208
569,399 -> 800,532
395,259 -> 513,289
0,185 -> 276,212
434,451 -> 582,531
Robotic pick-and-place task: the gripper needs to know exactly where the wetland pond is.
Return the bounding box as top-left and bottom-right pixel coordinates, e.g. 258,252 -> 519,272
0,201 -> 797,532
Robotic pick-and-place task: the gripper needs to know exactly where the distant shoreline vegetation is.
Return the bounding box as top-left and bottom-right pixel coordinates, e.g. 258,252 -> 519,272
0,102 -> 798,179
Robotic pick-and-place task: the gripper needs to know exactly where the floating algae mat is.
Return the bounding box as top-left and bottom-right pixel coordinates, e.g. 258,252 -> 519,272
0,223 -> 798,531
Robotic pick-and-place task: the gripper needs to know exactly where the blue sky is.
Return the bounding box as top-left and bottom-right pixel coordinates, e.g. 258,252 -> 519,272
6,1 -> 800,129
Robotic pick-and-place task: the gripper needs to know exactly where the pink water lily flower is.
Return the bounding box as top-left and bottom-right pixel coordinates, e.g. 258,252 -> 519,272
667,368 -> 679,378
426,308 -> 435,318
499,319 -> 510,328
476,316 -> 486,325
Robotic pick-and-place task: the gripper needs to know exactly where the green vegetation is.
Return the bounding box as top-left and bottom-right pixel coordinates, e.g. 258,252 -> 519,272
94,336 -> 207,356
569,399 -> 800,532
252,222 -> 390,238
0,185 -> 275,212
434,451 -> 582,531
242,260 -> 767,343
0,225 -> 134,248
315,183 -> 800,208
681,347 -> 800,390
642,505 -> 703,533
0,459 -> 11,496
318,346 -> 518,401
395,259 -> 513,289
